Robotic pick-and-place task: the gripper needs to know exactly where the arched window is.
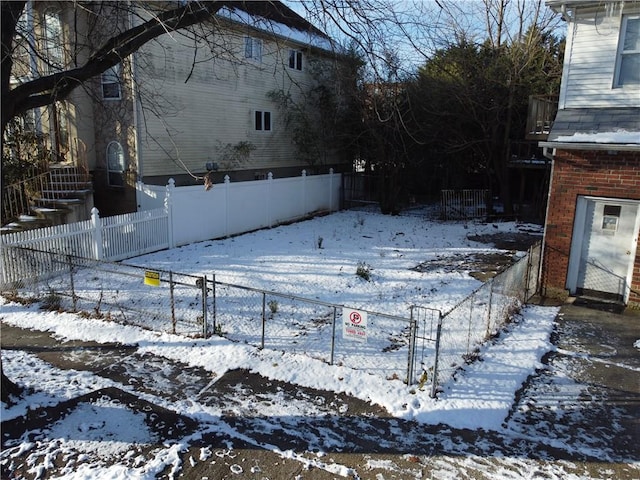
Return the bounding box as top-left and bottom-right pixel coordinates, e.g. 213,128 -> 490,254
107,141 -> 125,186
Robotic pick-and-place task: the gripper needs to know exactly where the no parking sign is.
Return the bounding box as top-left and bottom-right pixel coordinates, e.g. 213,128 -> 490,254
343,308 -> 367,343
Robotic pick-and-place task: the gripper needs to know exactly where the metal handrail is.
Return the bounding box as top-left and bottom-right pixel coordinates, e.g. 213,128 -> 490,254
1,171 -> 50,225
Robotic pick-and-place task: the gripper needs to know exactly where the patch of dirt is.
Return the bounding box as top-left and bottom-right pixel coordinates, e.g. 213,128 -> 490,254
412,251 -> 520,281
467,232 -> 542,251
411,231 -> 542,282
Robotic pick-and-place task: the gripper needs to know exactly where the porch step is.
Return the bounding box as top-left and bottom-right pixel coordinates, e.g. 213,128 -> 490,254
1,164 -> 93,232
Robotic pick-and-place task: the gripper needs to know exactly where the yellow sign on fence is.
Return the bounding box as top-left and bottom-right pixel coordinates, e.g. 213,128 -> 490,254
144,270 -> 160,287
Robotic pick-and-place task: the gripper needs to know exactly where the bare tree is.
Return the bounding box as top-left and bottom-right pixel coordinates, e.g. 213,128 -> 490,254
0,1 -> 239,136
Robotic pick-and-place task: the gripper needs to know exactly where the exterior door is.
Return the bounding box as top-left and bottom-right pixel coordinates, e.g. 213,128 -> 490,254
567,196 -> 640,303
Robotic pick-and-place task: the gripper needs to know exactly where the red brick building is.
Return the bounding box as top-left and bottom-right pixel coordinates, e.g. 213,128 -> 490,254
541,1 -> 640,309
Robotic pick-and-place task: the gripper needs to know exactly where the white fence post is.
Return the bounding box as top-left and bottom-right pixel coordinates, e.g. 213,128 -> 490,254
166,178 -> 175,249
267,172 -> 273,228
301,170 -> 307,216
224,175 -> 230,237
91,207 -> 104,260
329,168 -> 334,212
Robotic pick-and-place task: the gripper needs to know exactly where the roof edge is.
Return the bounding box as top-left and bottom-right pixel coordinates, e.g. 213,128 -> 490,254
539,141 -> 640,152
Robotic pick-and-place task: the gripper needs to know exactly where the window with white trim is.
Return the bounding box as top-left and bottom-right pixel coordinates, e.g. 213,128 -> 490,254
254,110 -> 271,131
288,49 -> 303,70
101,64 -> 122,100
615,15 -> 640,87
107,141 -> 125,186
244,36 -> 262,62
43,9 -> 64,73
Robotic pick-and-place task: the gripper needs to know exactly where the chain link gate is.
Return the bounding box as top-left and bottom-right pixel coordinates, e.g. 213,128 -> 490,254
407,306 -> 442,398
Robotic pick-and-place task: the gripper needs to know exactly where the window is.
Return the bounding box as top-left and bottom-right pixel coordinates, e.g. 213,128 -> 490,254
615,15 -> 640,86
101,64 -> 122,99
254,111 -> 271,131
244,36 -> 262,62
43,10 -> 64,73
602,205 -> 621,232
288,49 -> 303,70
107,141 -> 125,186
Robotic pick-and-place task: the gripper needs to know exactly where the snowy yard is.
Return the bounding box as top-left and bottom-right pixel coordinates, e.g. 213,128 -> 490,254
5,210 -> 634,479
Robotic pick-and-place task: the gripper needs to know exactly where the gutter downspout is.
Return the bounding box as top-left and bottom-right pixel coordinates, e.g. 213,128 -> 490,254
539,150 -> 556,298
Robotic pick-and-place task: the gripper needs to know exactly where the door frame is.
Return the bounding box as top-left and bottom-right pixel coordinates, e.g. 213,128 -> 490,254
566,195 -> 640,303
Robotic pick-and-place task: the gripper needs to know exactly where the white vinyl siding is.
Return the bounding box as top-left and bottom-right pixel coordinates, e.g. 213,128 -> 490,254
136,28 -> 320,177
559,5 -> 640,109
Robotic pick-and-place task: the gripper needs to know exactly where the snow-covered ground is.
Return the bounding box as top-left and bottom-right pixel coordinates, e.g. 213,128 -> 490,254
2,210 -> 636,479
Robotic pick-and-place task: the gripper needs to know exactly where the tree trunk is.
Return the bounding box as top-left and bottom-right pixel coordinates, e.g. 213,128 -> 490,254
1,363 -> 23,404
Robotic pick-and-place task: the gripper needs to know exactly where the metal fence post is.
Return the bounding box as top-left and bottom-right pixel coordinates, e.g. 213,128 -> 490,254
169,271 -> 176,334
211,273 -> 217,335
261,292 -> 266,349
330,306 -> 337,365
67,254 -> 77,312
406,307 -> 418,385
466,293 -> 474,355
485,279 -> 494,339
201,275 -> 208,337
430,313 -> 443,398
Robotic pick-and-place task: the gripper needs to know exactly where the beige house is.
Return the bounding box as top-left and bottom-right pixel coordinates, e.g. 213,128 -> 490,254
13,1 -> 351,217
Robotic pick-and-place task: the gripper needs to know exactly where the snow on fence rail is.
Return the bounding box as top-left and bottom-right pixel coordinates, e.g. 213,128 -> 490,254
1,241 -> 541,398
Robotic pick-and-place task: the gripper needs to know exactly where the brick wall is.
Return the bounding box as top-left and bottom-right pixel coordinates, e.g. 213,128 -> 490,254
542,149 -> 640,307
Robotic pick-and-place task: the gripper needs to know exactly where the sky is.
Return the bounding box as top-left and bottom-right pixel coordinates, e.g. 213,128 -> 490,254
0,208 -> 590,479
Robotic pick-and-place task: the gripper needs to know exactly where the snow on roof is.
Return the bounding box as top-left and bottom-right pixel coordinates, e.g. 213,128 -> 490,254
554,129 -> 640,145
219,5 -> 335,52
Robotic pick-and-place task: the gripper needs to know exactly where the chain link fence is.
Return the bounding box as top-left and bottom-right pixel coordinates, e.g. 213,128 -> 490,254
1,246 -> 207,336
2,241 -> 541,396
408,242 -> 542,397
209,280 -> 414,380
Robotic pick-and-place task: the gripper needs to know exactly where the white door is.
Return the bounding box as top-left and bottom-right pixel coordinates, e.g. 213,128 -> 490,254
567,197 -> 640,302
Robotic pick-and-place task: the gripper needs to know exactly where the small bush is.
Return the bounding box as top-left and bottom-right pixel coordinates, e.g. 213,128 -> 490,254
213,322 -> 225,336
268,299 -> 279,315
355,261 -> 372,281
41,291 -> 61,310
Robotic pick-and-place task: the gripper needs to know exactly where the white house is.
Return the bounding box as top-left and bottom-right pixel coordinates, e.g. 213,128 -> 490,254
540,0 -> 640,308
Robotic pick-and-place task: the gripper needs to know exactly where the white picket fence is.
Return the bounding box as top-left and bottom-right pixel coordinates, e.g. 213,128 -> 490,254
1,170 -> 341,286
